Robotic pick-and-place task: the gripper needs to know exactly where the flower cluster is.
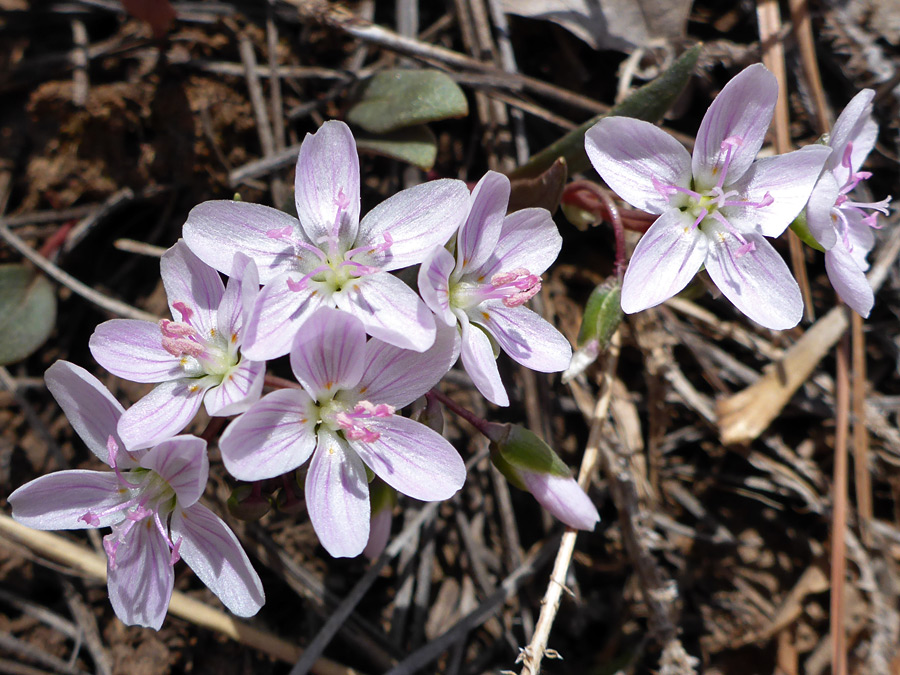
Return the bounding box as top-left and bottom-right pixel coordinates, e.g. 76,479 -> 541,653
9,120 -> 584,630
585,64 -> 891,326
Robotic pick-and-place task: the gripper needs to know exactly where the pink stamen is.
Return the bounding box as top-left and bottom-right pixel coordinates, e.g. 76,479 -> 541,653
715,136 -> 744,190
652,177 -> 701,203
335,401 -> 395,443
345,232 -> 393,260
286,263 -> 332,292
172,301 -> 194,325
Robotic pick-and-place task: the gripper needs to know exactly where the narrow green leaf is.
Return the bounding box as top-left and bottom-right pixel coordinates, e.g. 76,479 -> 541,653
510,44 -> 701,179
347,68 -> 469,134
355,125 -> 438,170
0,264 -> 57,365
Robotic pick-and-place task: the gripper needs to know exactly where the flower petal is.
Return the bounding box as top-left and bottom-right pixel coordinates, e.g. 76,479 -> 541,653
240,272 -> 328,361
584,116 -> 692,214
347,416 -> 465,502
90,319 -> 183,384
218,389 -> 318,481
456,171 -> 509,274
418,246 -> 457,326
117,379 -> 210,451
160,241 -> 224,336
295,120 -> 360,247
458,313 -> 508,407
829,89 -> 877,173
334,273 -> 436,352
724,145 -> 831,238
204,359 -> 265,417
45,360 -> 125,466
216,253 -> 259,347
305,430 -> 370,558
473,302 -> 572,373
139,435 -> 208,507
183,200 -> 304,284
805,172 -> 840,250
106,520 -> 174,630
620,209 -> 708,313
472,207 -> 563,281
519,471 -> 599,531
356,322 -> 459,408
353,179 -> 469,271
9,470 -> 127,530
290,307 -> 366,399
692,64 -> 778,190
170,504 -> 264,617
704,224 -> 802,330
825,245 -> 874,318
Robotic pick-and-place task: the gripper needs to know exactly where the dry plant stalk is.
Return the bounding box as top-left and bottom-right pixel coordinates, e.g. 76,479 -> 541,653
0,514 -> 363,675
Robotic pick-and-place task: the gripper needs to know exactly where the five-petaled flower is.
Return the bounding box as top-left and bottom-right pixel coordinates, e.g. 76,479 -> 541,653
805,89 -> 892,317
9,361 -> 264,629
89,241 -> 265,450
183,120 -> 470,359
218,307 -> 466,558
585,64 -> 831,329
418,171 -> 572,406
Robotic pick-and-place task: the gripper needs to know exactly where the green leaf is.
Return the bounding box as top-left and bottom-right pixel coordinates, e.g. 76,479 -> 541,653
355,125 -> 438,170
347,69 -> 469,134
0,264 -> 57,365
510,44 -> 701,179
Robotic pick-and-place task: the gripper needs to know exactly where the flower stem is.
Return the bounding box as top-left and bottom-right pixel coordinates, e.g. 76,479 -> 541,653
426,388 -> 493,437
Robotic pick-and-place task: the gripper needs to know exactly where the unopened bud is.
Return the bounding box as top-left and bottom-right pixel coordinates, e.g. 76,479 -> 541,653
227,484 -> 271,521
577,280 -> 622,350
275,472 -> 305,515
409,395 -> 444,434
488,423 -> 599,531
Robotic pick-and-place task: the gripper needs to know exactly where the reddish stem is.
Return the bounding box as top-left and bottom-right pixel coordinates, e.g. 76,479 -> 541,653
426,388 -> 493,438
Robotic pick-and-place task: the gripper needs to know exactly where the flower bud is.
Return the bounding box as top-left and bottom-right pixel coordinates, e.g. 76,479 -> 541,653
409,394 -> 444,434
227,484 -> 271,521
487,423 -> 599,531
363,479 -> 397,560
563,280 -> 622,383
275,472 -> 305,515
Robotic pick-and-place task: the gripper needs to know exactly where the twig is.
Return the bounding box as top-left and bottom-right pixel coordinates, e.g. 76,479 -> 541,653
113,239 -> 167,257
239,34 -> 276,160
62,188 -> 135,255
70,18 -> 89,106
0,223 -> 158,322
852,311 -> 872,544
831,332 -> 850,675
518,332 -> 619,675
0,515 -> 358,675
61,579 -> 112,675
0,633 -> 89,675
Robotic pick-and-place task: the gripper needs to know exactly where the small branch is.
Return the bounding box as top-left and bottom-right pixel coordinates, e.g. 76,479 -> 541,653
831,331 -> 850,675
427,387 -> 494,438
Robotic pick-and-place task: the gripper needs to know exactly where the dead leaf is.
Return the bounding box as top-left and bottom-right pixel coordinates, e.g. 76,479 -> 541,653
499,0 -> 692,51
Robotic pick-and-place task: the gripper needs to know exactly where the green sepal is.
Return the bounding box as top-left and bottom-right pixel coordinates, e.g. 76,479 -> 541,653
577,280 -> 623,349
789,211 -> 826,252
489,424 -> 573,487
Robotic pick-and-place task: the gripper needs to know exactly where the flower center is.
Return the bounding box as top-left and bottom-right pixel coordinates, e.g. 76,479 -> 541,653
830,142 -> 892,251
652,136 -> 774,258
318,397 -> 395,443
268,191 -> 394,296
159,302 -> 237,379
450,268 -> 542,310
80,437 -> 182,569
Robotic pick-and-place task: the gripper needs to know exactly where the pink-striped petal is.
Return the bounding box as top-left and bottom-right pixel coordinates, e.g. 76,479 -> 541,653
585,116 -> 693,214
825,245 -> 874,318
456,171 -> 509,274
471,207 -> 562,281
160,241 -> 224,336
204,360 -> 265,417
805,172 -> 840,250
473,302 -> 572,373
829,89 -> 877,173
90,320 -> 183,384
305,430 -> 370,558
620,209 -> 708,314
519,471 -> 599,531
353,179 -> 469,271
9,470 -> 127,530
458,313 -> 508,407
289,307 -> 366,400
183,200 -> 306,284
170,504 -> 264,617
295,120 -> 360,248
334,273 -> 435,352
704,224 -> 802,330
692,64 -> 778,190
241,272 -> 329,361
139,436 -> 208,507
347,416 -> 465,501
218,389 -> 318,481
106,520 -> 174,630
117,379 -> 211,451
418,246 -> 458,327
356,322 -> 458,408
44,361 -> 125,466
